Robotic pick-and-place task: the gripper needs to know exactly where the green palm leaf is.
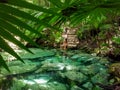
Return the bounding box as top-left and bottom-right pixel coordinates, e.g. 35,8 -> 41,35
0,36 -> 23,63
0,12 -> 40,34
0,0 -> 61,71
0,4 -> 59,30
0,55 -> 10,71
0,19 -> 39,47
0,27 -> 32,53
7,0 -> 59,15
0,0 -> 120,71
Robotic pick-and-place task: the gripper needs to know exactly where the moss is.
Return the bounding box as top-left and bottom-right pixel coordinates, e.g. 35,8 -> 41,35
109,63 -> 120,82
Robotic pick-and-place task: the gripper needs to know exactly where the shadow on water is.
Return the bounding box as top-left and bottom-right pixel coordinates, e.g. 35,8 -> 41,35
0,48 -> 110,90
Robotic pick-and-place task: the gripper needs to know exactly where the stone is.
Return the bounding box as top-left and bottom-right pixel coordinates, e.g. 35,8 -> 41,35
109,63 -> 120,81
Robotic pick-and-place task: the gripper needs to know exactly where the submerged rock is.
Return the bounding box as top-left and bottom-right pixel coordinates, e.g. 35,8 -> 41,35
0,49 -> 110,90
10,76 -> 67,90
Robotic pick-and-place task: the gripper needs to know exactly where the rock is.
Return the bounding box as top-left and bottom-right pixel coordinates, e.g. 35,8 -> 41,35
0,49 -> 110,90
10,77 -> 67,90
82,82 -> 93,89
1,48 -> 55,61
0,60 -> 37,75
59,71 -> 88,83
71,53 -> 92,60
20,48 -> 55,59
47,81 -> 67,90
71,85 -> 83,90
109,63 -> 120,77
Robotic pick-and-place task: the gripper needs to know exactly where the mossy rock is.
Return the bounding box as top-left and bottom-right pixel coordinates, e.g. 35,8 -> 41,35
109,63 -> 120,78
0,60 -> 37,75
109,63 -> 120,82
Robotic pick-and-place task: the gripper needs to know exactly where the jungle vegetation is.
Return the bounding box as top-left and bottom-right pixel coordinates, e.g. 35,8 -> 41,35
0,0 -> 120,71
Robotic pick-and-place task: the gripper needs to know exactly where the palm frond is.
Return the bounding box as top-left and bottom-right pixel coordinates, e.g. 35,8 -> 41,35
0,0 -> 120,71
0,0 -> 61,70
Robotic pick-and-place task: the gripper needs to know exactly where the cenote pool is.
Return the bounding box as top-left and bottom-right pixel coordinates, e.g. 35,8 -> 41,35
0,48 -> 110,90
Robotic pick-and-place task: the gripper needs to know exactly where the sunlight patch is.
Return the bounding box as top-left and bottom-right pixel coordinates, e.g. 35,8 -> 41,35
34,78 -> 48,84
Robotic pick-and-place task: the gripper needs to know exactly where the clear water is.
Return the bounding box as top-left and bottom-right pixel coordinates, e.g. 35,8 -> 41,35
0,48 -> 109,90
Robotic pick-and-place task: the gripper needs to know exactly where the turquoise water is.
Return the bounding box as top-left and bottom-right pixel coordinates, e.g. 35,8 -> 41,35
0,48 -> 109,90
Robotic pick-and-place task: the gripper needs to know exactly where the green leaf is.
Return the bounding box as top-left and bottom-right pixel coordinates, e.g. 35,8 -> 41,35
7,0 -> 59,15
0,27 -> 32,54
0,12 -> 40,34
0,36 -> 24,63
112,37 -> 120,44
0,4 -> 59,30
0,55 -> 10,71
48,0 -> 63,8
0,19 -> 39,47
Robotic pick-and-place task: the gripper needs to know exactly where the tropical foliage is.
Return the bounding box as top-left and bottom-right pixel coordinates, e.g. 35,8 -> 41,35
0,0 -> 120,71
0,0 -> 60,71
